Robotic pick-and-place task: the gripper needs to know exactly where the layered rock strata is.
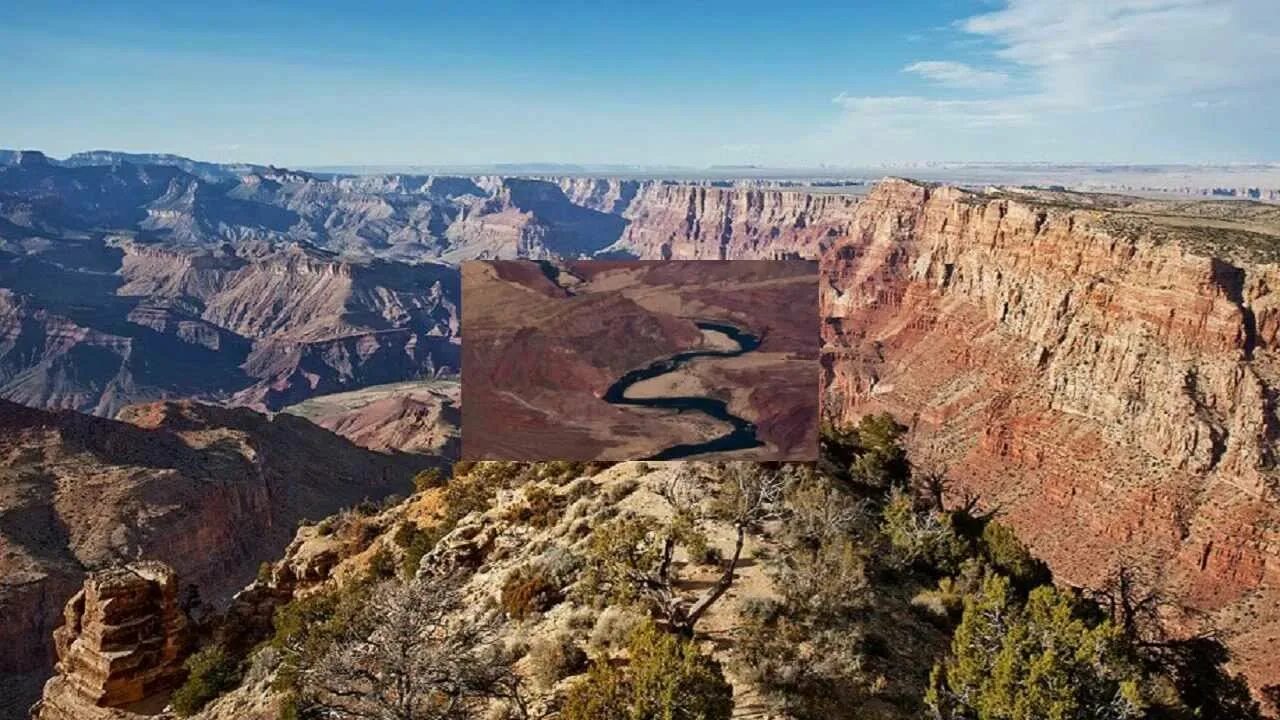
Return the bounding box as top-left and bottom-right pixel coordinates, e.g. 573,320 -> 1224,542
820,179 -> 1280,692
34,562 -> 191,720
614,182 -> 859,260
0,399 -> 432,713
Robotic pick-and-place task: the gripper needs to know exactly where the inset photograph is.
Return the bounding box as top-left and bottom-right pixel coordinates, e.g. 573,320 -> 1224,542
462,260 -> 818,460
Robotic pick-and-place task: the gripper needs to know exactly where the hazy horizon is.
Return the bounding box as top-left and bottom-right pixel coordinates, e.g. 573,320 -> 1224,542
11,148 -> 1280,174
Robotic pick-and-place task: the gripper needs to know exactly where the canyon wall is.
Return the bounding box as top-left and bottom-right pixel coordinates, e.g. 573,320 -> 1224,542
0,399 -> 431,714
820,179 -> 1280,691
0,238 -> 459,416
617,183 -> 858,260
555,177 -> 859,260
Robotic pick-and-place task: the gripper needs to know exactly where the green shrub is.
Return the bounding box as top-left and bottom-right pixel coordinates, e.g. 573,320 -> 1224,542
695,544 -> 725,567
561,661 -> 631,720
278,694 -> 300,720
315,516 -> 337,536
911,577 -> 965,619
577,514 -> 667,607
539,460 -> 587,483
672,512 -> 715,565
850,413 -> 909,488
880,485 -> 968,573
170,645 -> 242,716
588,606 -> 646,655
774,533 -> 868,619
604,478 -> 639,504
391,465 -> 502,578
980,521 -> 1050,589
927,574 -> 1147,720
441,471 -> 498,525
412,467 -> 445,493
269,580 -> 374,695
562,621 -> 733,720
527,630 -> 588,690
367,547 -> 397,580
735,603 -> 872,719
502,484 -> 563,528
392,521 -> 437,578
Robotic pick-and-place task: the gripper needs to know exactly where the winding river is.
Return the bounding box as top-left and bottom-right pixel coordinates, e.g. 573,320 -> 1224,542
603,321 -> 765,460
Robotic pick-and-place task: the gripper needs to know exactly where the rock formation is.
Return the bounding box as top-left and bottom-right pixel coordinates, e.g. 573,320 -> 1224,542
3,154 -> 864,416
614,182 -> 859,260
33,562 -> 191,720
555,177 -> 858,259
0,399 -> 433,714
280,380 -> 461,458
820,178 -> 1280,692
442,178 -> 629,261
0,236 -> 459,416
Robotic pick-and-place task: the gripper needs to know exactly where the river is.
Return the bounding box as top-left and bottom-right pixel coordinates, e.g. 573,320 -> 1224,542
602,320 -> 765,460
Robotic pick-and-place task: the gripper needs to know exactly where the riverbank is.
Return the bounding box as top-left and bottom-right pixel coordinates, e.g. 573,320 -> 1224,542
604,320 -> 767,460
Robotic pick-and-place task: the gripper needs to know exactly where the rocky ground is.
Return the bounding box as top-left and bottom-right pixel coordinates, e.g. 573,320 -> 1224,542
29,456 -> 950,720
30,442 -> 1273,719
280,379 -> 461,459
0,399 -> 436,717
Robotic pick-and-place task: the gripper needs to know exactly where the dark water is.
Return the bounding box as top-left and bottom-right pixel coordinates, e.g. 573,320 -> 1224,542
603,321 -> 765,460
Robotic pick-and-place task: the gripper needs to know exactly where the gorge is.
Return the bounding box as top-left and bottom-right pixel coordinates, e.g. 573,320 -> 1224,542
3,149 -> 1280,715
820,179 -> 1280,695
602,320 -> 765,460
461,259 -> 819,461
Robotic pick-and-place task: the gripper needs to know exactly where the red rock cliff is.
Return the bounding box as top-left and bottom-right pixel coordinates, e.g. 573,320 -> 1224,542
617,182 -> 859,260
821,178 -> 1280,692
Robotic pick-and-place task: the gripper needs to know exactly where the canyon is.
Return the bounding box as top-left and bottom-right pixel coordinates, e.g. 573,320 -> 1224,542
0,398 -> 433,716
0,151 -> 853,417
4,149 -> 1280,714
462,260 -> 819,461
280,379 -> 461,458
820,179 -> 1280,694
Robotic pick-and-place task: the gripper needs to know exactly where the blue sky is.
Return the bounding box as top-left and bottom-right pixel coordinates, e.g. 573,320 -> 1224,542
2,0 -> 1277,167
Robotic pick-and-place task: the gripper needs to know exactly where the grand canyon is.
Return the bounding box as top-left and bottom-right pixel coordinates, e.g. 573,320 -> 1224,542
2,148 -> 1279,719
462,259 -> 818,461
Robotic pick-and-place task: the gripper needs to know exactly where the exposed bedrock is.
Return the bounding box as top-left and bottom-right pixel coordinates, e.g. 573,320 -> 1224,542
0,398 -> 431,714
596,180 -> 858,260
33,562 -> 191,720
820,178 -> 1280,691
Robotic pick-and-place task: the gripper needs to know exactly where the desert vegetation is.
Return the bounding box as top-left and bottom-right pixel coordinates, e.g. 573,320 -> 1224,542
156,416 -> 1268,720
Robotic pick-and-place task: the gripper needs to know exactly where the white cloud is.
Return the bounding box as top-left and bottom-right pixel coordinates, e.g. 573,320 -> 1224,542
824,0 -> 1280,161
902,61 -> 1008,89
962,0 -> 1280,108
